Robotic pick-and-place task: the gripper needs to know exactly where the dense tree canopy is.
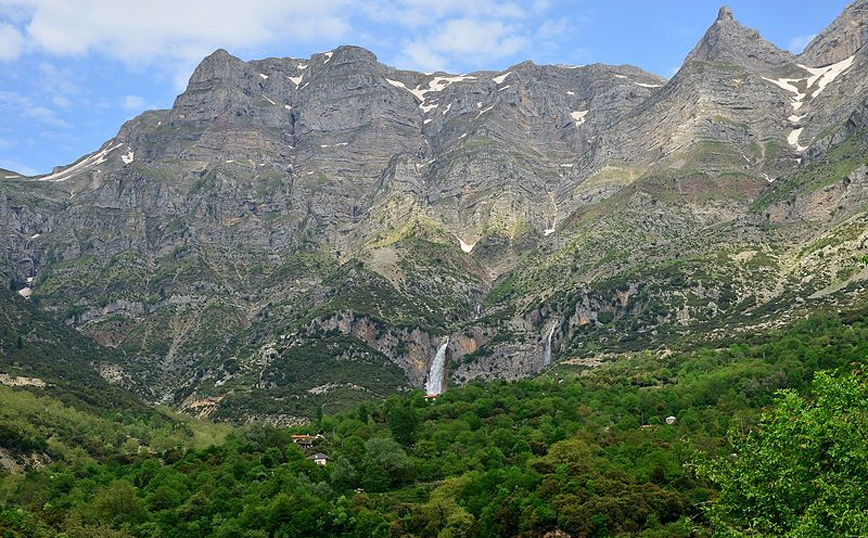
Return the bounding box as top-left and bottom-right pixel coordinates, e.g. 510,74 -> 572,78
702,370 -> 868,538
0,309 -> 867,537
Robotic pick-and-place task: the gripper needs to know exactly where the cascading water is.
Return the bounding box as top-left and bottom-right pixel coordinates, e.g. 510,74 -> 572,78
425,338 -> 450,395
544,192 -> 558,236
543,322 -> 557,366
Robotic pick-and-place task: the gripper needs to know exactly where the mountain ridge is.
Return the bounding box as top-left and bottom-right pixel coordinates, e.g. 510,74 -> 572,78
3,3 -> 868,422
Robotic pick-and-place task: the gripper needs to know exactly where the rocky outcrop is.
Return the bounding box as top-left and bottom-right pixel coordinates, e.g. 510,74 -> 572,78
766,165 -> 868,222
685,6 -> 795,71
800,0 -> 868,66
593,14 -> 804,178
310,311 -> 491,388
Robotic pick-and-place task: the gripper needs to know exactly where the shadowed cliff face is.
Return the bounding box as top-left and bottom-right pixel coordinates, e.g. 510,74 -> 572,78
3,5 -> 868,422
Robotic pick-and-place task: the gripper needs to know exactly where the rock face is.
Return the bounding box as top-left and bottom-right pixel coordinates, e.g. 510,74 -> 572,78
685,6 -> 795,71
3,4 -> 868,421
800,0 -> 868,66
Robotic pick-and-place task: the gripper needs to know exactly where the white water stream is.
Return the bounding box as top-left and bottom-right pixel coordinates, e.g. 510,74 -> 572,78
426,338 -> 450,395
543,322 -> 557,366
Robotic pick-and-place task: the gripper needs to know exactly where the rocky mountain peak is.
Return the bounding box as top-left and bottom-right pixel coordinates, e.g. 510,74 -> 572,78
684,5 -> 793,72
328,45 -> 379,65
799,0 -> 868,66
185,48 -> 247,92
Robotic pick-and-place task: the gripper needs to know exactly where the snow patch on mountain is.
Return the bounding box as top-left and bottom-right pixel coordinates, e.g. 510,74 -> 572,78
492,72 -> 512,84
458,237 -> 476,253
38,142 -> 124,182
387,75 -> 477,115
787,127 -> 807,151
764,55 -> 855,152
571,110 -> 589,126
799,55 -> 855,98
762,77 -> 804,100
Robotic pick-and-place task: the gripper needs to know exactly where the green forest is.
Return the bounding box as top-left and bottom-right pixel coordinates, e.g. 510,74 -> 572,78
1,308 -> 868,538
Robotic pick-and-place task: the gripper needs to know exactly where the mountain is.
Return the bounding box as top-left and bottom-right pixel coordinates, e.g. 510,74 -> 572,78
686,6 -> 795,69
2,3 -> 868,423
800,0 -> 868,66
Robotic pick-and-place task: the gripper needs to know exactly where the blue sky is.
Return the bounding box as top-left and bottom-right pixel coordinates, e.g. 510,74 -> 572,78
0,0 -> 852,175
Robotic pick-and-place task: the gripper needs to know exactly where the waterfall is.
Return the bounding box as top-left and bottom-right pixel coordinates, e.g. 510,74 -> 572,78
544,192 -> 558,236
543,322 -> 557,366
426,338 -> 450,395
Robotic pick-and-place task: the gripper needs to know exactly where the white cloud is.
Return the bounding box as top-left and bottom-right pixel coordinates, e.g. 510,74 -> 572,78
532,0 -> 552,13
0,90 -> 68,128
0,0 -> 557,79
400,18 -> 529,72
364,0 -> 525,28
37,61 -> 81,103
404,42 -> 450,73
23,103 -> 68,127
360,0 -> 541,72
50,94 -> 70,108
0,158 -> 38,176
436,19 -> 526,56
538,18 -> 574,40
122,95 -> 146,112
0,22 -> 24,60
788,34 -> 816,54
6,0 -> 353,80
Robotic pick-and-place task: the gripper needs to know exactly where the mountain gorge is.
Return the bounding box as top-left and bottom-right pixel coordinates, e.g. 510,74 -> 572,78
3,3 -> 868,423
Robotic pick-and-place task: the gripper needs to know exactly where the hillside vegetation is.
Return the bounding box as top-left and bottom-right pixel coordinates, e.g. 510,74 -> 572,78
1,307 -> 867,538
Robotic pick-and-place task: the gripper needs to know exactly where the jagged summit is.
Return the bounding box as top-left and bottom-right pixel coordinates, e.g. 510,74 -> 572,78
197,47 -> 241,68
684,4 -> 793,72
208,48 -> 233,60
185,48 -> 246,91
799,0 -> 868,66
327,44 -> 379,64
